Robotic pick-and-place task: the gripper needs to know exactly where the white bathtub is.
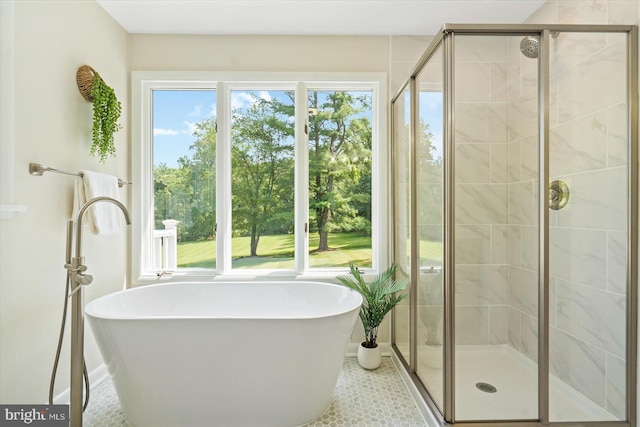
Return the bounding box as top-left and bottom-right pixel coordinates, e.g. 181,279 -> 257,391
85,281 -> 362,427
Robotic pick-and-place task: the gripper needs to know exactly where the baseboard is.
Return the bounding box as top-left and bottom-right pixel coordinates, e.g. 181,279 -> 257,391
52,364 -> 110,405
346,342 -> 391,357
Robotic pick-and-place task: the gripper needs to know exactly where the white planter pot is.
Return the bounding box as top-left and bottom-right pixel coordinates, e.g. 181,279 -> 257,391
357,342 -> 382,370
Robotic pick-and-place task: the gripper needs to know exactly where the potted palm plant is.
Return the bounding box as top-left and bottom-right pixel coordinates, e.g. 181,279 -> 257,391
338,263 -> 408,369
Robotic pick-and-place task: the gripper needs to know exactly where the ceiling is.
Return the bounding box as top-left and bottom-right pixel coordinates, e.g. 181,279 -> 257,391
96,0 -> 545,36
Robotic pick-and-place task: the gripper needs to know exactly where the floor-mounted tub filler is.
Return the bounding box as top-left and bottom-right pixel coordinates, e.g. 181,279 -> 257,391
85,281 -> 363,427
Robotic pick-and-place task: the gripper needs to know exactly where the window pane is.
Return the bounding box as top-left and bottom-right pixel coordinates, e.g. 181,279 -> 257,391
308,90 -> 373,268
152,89 -> 217,270
230,90 -> 295,270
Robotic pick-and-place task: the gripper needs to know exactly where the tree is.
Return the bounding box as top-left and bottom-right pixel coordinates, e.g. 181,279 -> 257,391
185,118 -> 217,241
153,118 -> 217,242
154,160 -> 192,240
153,89 -> 376,261
308,91 -> 372,252
231,95 -> 295,257
416,116 -> 442,243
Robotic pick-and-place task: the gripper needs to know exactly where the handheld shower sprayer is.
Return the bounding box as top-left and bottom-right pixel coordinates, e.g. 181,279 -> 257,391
49,196 -> 131,427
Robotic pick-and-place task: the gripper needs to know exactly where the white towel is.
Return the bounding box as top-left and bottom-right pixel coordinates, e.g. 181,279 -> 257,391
72,170 -> 122,235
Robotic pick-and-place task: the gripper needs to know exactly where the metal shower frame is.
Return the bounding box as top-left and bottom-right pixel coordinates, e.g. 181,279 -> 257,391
390,23 -> 639,427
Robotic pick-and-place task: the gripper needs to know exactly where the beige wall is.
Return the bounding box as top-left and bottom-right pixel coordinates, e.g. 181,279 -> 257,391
1,11 -> 429,404
130,33 -> 433,100
389,35 -> 433,97
0,0 -> 129,403
131,34 -> 389,72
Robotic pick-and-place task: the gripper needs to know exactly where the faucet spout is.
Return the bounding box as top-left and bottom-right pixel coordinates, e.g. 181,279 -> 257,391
74,196 -> 131,264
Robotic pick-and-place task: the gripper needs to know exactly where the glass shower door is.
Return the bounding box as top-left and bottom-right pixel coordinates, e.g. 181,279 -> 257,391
392,86 -> 411,364
415,43 -> 445,412
391,24 -> 637,426
453,33 -> 539,421
547,30 -> 631,423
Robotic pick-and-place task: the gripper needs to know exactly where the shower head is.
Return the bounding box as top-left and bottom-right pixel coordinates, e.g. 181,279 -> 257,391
520,36 -> 539,59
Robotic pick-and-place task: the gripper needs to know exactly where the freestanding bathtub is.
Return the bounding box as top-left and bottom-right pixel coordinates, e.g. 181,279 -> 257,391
85,281 -> 362,427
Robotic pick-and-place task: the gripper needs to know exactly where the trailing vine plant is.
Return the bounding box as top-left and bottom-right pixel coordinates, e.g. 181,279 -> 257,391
89,73 -> 122,162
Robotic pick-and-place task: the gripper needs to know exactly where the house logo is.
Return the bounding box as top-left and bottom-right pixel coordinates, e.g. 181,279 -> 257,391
0,405 -> 68,426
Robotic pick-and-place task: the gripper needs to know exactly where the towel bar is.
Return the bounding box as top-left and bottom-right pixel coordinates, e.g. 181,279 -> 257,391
29,163 -> 131,188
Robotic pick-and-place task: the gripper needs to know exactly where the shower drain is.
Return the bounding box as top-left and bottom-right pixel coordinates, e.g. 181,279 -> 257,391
475,382 -> 497,393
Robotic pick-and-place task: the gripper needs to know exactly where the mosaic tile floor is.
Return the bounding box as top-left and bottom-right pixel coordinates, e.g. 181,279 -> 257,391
84,357 -> 428,427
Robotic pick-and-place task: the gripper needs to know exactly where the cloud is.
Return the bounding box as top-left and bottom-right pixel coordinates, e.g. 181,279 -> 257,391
231,91 -> 274,111
189,102 -> 217,118
188,104 -> 203,117
258,91 -> 272,102
183,121 -> 197,135
153,128 -> 179,136
231,92 -> 255,110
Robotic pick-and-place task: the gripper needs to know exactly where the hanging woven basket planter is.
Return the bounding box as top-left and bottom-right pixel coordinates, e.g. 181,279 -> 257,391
76,65 -> 98,102
76,65 -> 123,162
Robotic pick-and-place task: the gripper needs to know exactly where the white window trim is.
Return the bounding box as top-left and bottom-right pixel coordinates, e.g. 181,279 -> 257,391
131,71 -> 388,284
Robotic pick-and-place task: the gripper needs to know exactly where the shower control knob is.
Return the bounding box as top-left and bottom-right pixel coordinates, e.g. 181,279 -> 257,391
549,180 -> 569,210
77,273 -> 93,286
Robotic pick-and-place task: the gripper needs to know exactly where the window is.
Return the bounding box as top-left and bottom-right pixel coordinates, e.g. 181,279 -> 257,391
230,89 -> 296,270
307,89 -> 373,268
132,73 -> 386,281
153,89 -> 217,269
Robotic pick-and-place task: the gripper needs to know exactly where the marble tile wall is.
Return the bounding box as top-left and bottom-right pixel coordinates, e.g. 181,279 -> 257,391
454,35 -> 510,346
506,0 -> 638,419
505,40 -> 539,377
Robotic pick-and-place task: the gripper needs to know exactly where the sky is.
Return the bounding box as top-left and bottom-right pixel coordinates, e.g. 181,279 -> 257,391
153,89 -> 294,167
402,90 -> 444,159
153,90 -> 216,167
420,91 -> 444,159
153,88 -> 403,168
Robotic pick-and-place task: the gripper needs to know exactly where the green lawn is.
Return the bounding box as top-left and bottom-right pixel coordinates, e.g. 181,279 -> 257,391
177,233 -> 444,270
177,240 -> 217,268
308,233 -> 372,268
419,239 -> 444,266
177,232 -> 373,269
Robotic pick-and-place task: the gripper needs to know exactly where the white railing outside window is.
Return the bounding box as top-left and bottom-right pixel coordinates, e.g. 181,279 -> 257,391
153,219 -> 179,273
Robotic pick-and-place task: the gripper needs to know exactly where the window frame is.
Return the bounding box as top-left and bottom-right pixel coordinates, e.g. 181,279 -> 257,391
131,71 -> 387,284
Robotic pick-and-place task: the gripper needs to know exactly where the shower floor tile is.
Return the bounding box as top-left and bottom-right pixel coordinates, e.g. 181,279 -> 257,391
83,357 -> 429,427
414,345 -> 616,422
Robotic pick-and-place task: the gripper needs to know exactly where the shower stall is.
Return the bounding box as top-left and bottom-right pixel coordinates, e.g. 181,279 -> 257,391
391,24 -> 638,425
